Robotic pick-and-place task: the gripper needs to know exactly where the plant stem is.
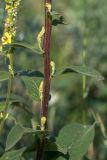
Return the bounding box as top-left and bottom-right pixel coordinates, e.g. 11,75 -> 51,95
0,48 -> 13,133
36,0 -> 52,160
42,0 -> 52,119
36,135 -> 45,160
5,53 -> 13,113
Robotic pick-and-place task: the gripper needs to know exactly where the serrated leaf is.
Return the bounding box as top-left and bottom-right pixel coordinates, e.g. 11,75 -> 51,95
5,42 -> 42,54
56,65 -> 104,80
0,71 -> 9,82
21,76 -> 41,101
56,123 -> 95,160
0,148 -> 25,160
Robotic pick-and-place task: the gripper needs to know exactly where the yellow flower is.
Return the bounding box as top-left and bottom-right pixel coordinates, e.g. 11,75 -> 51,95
5,18 -> 12,23
5,4 -> 11,10
1,32 -> 12,45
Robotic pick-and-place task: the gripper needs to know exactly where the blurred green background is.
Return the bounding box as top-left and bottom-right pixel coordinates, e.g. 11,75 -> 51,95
1,0 -> 107,159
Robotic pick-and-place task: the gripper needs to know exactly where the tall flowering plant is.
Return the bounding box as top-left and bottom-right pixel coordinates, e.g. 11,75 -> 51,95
0,1 -> 104,160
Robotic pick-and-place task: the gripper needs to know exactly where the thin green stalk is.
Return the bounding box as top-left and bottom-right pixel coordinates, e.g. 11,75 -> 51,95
0,0 -> 21,133
5,56 -> 13,112
0,48 -> 14,133
82,0 -> 88,98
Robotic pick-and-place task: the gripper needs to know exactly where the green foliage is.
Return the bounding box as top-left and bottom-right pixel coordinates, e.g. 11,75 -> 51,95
44,139 -> 67,154
0,71 -> 9,82
0,0 -> 106,160
6,124 -> 31,151
21,76 -> 42,101
0,103 -> 5,112
56,65 -> 103,80
5,42 -> 42,54
56,123 -> 95,160
6,124 -> 46,151
0,148 -> 25,160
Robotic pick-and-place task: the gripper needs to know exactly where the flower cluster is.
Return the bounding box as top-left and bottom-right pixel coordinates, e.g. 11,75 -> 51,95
0,0 -> 21,53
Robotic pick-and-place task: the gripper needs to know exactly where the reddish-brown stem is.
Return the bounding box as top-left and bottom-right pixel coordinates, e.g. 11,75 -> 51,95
36,137 -> 45,160
36,1 -> 52,160
42,0 -> 52,119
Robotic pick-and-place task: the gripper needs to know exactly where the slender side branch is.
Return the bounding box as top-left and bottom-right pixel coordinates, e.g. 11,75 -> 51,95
0,49 -> 14,133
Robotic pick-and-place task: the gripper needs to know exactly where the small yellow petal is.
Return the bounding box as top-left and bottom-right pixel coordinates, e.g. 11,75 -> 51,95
1,32 -> 12,45
5,4 -> 11,10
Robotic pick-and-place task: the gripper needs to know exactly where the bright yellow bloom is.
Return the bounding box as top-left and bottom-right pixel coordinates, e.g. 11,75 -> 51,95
5,4 -> 11,10
1,32 -> 12,45
5,18 -> 12,23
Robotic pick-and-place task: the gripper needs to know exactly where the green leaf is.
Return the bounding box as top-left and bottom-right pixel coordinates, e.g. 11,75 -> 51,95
0,148 -> 25,160
6,124 -> 47,151
0,71 -> 9,82
5,42 -> 42,54
56,123 -> 95,160
26,138 -> 67,156
44,139 -> 67,155
6,124 -> 26,151
0,103 -> 5,112
21,76 -> 41,101
16,70 -> 44,78
0,94 -> 33,115
56,65 -> 104,80
6,124 -> 35,151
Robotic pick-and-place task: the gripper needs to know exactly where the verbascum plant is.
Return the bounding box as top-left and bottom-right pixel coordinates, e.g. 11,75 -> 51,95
0,0 -> 21,132
1,0 -> 21,46
0,1 -> 104,160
